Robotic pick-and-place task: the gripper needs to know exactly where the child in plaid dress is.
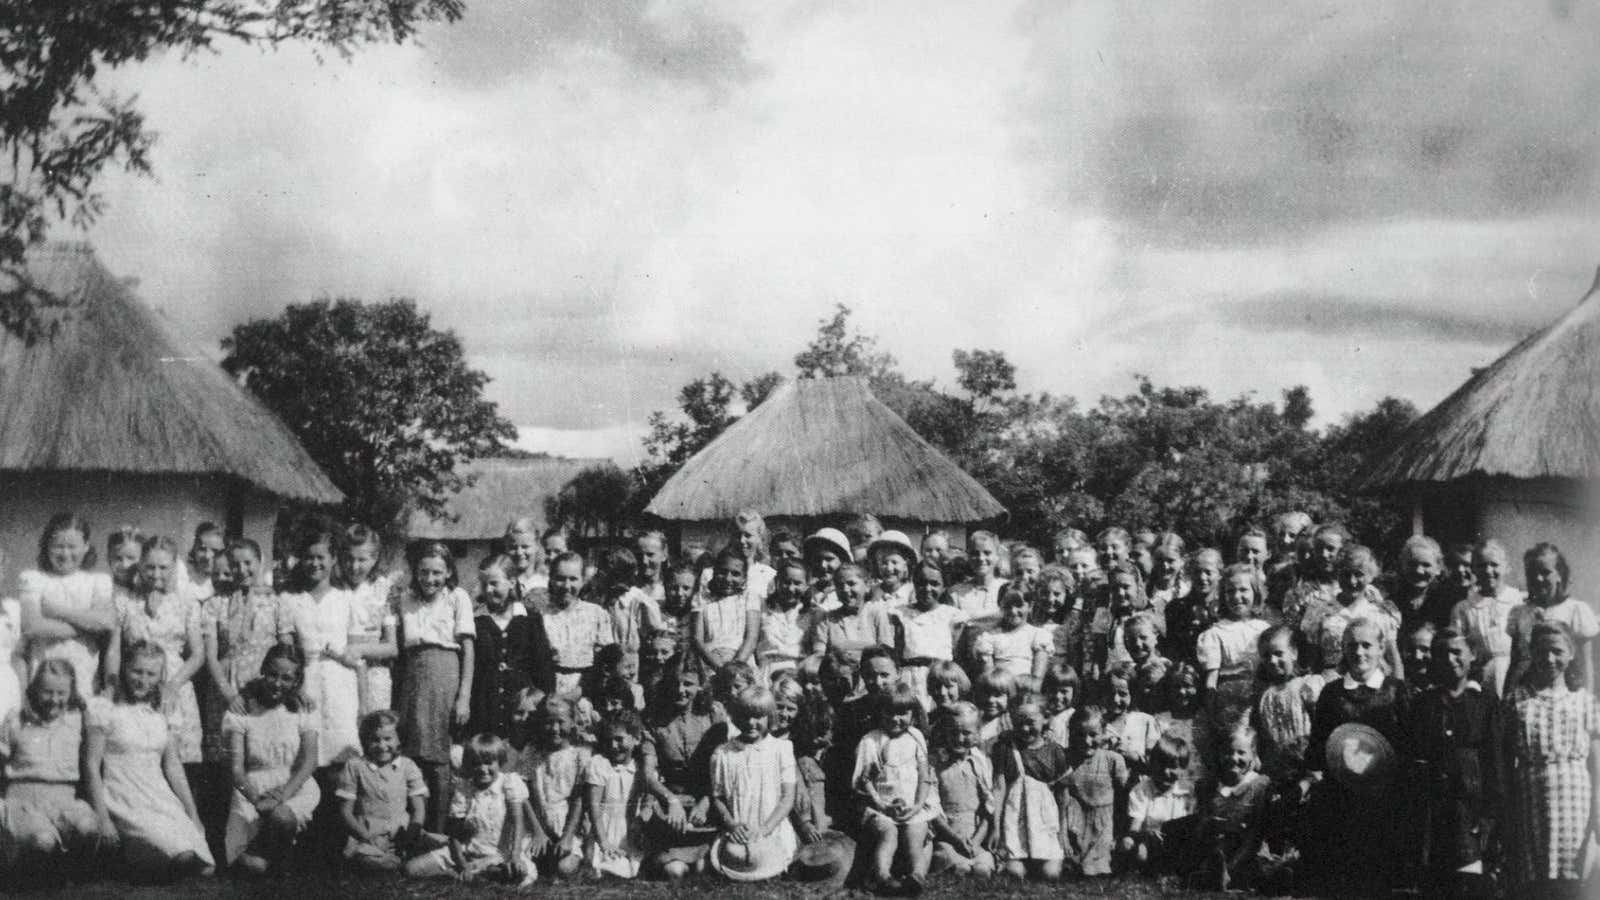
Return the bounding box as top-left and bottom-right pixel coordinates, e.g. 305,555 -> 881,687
1504,622 -> 1600,893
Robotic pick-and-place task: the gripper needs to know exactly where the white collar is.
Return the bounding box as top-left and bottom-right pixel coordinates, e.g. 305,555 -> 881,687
1342,669 -> 1386,690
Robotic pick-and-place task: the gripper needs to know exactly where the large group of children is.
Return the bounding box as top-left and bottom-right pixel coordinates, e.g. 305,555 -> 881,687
0,508 -> 1597,897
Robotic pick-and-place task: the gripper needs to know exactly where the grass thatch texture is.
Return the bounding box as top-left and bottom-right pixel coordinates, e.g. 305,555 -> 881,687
0,243 -> 342,504
1361,267 -> 1600,488
646,377 -> 1005,522
407,456 -> 610,539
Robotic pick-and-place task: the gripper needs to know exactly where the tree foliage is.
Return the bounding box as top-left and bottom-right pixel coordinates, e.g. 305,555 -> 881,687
637,306 -> 1420,556
0,0 -> 463,339
546,464 -> 635,539
220,297 -> 514,535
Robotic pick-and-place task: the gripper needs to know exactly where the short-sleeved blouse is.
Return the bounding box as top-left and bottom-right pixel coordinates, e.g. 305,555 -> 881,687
205,587 -> 287,690
894,603 -> 968,661
395,587 -> 475,650
975,624 -> 1050,677
347,576 -> 396,640
1196,618 -> 1270,676
0,710 -> 82,783
221,705 -> 314,773
542,601 -> 616,670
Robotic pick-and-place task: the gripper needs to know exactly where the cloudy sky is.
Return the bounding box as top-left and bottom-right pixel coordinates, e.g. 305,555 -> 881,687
88,1 -> 1600,464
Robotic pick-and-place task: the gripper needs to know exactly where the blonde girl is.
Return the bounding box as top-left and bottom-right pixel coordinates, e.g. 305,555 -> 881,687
0,660 -> 101,868
18,512 -> 115,701
110,536 -> 206,766
708,685 -> 799,882
1449,539 -> 1525,695
955,531 -> 1008,622
502,518 -> 546,609
85,640 -> 214,878
704,510 -> 776,603
341,524 -> 397,716
222,643 -> 319,873
393,540 -> 476,832
520,697 -> 589,878
1197,564 -> 1270,708
1146,532 -> 1189,615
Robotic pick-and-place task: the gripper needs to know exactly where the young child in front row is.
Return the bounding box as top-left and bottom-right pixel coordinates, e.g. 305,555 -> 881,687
337,710 -> 439,872
928,702 -> 995,878
1179,724 -> 1271,891
583,711 -> 648,879
0,660 -> 104,871
708,686 -> 799,882
408,733 -> 534,884
519,698 -> 589,879
853,683 -> 937,895
1120,734 -> 1196,872
1060,705 -> 1131,877
991,693 -> 1071,881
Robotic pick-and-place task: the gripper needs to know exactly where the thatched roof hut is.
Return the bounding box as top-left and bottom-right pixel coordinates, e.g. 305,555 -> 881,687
646,376 -> 1004,548
0,243 -> 342,567
1360,267 -> 1600,578
408,455 -> 608,587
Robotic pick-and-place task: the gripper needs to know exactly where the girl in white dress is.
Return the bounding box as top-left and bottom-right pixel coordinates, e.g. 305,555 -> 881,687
18,513 -> 116,700
279,530 -> 361,772
341,524 -> 397,716
222,643 -> 320,873
84,640 -> 213,879
709,686 -> 799,882
109,537 -> 206,766
518,697 -> 590,879
583,710 -> 648,878
1449,539 -> 1525,696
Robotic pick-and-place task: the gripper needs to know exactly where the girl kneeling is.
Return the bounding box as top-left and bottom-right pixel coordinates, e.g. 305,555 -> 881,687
222,644 -> 321,873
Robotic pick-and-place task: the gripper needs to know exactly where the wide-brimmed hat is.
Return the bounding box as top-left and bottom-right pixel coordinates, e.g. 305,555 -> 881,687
803,528 -> 853,563
1324,723 -> 1396,796
791,831 -> 854,882
867,530 -> 919,565
710,834 -> 794,882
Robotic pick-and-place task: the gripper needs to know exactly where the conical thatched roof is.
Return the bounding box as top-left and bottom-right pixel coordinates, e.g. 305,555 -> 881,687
0,243 -> 343,504
646,376 -> 1005,522
1361,267 -> 1600,489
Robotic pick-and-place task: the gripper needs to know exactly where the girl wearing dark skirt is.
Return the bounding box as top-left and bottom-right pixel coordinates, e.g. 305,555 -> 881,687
394,541 -> 476,831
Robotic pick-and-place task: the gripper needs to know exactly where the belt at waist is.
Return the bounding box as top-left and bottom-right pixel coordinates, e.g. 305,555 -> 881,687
554,664 -> 591,674
902,656 -> 944,668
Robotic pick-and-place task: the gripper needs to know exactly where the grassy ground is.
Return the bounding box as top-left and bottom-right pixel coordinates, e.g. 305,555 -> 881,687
5,870 -> 1284,900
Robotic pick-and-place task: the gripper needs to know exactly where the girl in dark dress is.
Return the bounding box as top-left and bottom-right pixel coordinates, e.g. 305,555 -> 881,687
467,554 -> 551,740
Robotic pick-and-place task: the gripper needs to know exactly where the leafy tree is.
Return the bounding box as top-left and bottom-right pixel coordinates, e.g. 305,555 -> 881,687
220,298 -> 514,535
633,372 -> 740,505
0,0 -> 463,339
740,371 -> 785,409
547,464 -> 635,539
793,303 -> 896,379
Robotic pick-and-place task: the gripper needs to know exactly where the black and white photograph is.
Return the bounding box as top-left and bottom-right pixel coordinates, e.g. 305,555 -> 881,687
0,2 -> 1597,898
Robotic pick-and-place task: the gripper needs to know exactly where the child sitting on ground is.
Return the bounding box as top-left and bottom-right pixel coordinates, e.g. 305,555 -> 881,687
1120,734 -> 1196,872
407,733 -> 534,884
853,683 -> 937,895
337,710 -> 440,872
928,702 -> 995,878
